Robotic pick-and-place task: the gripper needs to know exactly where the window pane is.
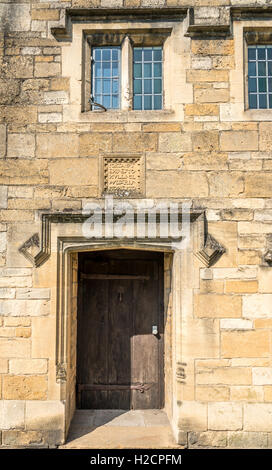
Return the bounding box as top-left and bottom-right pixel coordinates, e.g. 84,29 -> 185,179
259,94 -> 267,108
154,79 -> 162,93
248,62 -> 256,76
249,94 -> 257,108
112,79 -> 119,94
134,79 -> 142,94
154,63 -> 162,77
144,95 -> 152,110
103,80 -> 111,94
144,63 -> 152,78
133,46 -> 163,110
134,95 -> 142,110
257,47 -> 266,60
154,95 -> 162,110
144,79 -> 152,93
153,48 -> 162,61
134,63 -> 142,78
112,95 -> 119,109
258,61 -> 266,76
144,49 -> 152,61
259,78 -> 267,92
269,77 -> 272,92
94,49 -> 101,61
248,78 -> 257,93
91,46 -> 120,110
248,48 -> 256,60
269,94 -> 272,108
268,47 -> 272,60
134,49 -> 142,62
102,49 -> 111,61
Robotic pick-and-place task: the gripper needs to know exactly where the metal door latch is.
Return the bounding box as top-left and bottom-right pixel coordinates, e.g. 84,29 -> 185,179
152,325 -> 158,335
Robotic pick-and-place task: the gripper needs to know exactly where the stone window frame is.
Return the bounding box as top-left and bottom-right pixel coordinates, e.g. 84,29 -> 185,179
222,19 -> 272,122
61,18 -> 192,123
82,30 -> 170,113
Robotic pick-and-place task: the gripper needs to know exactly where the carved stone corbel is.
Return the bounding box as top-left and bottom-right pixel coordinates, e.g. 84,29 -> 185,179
196,233 -> 226,268
264,250 -> 272,266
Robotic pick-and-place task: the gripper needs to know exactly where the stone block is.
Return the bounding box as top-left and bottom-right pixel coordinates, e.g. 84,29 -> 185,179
252,368 -> 272,385
0,231 -> 7,252
146,171 -> 208,198
244,174 -> 272,197
220,319 -> 253,330
243,294 -> 272,319
220,131 -> 258,151
0,300 -> 50,317
0,288 -> 15,299
188,431 -> 227,448
259,268 -> 272,294
185,104 -> 218,116
3,375 -> 47,400
225,281 -> 258,294
181,152 -> 228,170
9,359 -> 48,375
25,401 -> 65,431
264,386 -> 272,402
2,430 -> 43,447
158,133 -> 192,152
31,9 -> 60,21
0,4 -> 31,31
79,133 -> 112,156
178,401 -> 207,432
196,367 -> 251,385
0,160 -> 48,185
230,386 -> 263,402
113,133 -> 157,153
187,70 -> 228,82
228,432 -> 268,449
221,330 -> 270,358
196,386 -> 230,402
195,87 -> 229,103
208,403 -> 242,431
209,172 -> 244,197
43,91 -> 69,105
0,400 -> 25,430
16,327 -> 31,338
16,288 -> 50,300
1,56 -> 33,79
260,122 -> 272,151
194,294 -> 242,318
193,131 -> 219,152
0,125 -> 6,157
7,134 -> 35,158
244,404 -> 272,432
49,158 -> 98,186
37,134 -> 78,158
34,62 -> 60,78
0,339 -> 30,358
192,39 -> 234,56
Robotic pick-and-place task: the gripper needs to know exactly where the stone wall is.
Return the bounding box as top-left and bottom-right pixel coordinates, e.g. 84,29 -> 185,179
1,0 -> 272,448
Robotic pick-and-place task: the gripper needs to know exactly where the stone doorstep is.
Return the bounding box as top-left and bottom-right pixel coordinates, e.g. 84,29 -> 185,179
71,409 -> 170,427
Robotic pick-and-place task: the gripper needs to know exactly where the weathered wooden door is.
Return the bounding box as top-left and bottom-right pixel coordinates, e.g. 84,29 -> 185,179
77,250 -> 164,410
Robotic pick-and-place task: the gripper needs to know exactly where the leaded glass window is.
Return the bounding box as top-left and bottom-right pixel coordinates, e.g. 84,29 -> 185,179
91,47 -> 121,110
248,45 -> 272,109
133,47 -> 163,110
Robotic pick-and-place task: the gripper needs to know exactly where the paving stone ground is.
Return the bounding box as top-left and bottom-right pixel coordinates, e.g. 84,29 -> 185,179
60,410 -> 182,449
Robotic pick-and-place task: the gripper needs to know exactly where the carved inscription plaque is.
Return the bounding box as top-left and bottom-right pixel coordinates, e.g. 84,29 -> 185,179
103,155 -> 144,196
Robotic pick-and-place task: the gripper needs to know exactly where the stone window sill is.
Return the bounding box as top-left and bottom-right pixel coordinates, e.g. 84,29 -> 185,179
80,109 -> 175,123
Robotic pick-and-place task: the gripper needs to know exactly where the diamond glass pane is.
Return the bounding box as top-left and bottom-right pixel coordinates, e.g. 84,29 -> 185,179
133,46 -> 163,110
248,45 -> 272,109
91,47 -> 120,110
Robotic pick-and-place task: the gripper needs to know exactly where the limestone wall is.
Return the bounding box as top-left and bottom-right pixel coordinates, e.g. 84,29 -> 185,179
1,0 -> 272,448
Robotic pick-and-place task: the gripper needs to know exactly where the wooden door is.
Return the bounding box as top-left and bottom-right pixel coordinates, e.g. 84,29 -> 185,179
76,250 -> 164,410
